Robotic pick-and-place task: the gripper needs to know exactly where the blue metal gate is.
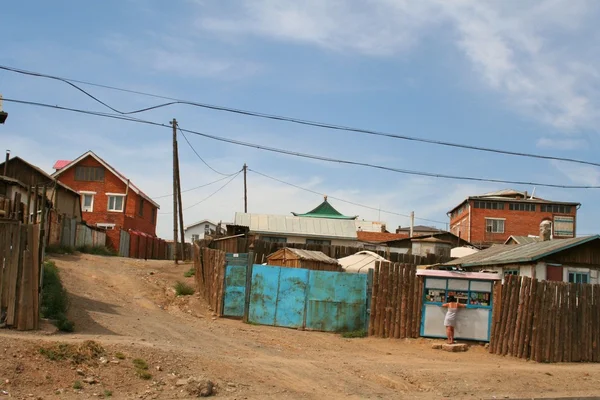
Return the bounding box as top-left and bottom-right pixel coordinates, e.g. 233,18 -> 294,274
245,265 -> 367,332
222,254 -> 249,318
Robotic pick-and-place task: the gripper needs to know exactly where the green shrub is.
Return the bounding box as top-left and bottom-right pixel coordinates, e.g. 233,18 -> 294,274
103,390 -> 113,397
73,381 -> 83,390
45,245 -> 74,255
184,267 -> 195,278
132,358 -> 148,370
76,245 -> 117,256
341,329 -> 367,338
115,352 -> 126,360
174,281 -> 195,296
137,371 -> 152,380
41,261 -> 75,332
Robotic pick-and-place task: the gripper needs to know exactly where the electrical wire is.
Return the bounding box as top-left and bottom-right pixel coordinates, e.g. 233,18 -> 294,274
158,170 -> 241,214
249,168 -> 448,225
151,174 -> 239,199
4,97 -> 600,189
177,124 -> 237,177
2,64 -> 600,168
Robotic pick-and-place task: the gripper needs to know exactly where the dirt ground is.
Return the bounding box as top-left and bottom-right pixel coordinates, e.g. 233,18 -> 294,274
0,253 -> 598,399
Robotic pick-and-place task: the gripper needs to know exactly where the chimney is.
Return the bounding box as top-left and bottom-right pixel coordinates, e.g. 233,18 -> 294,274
540,220 -> 552,241
3,150 -> 9,176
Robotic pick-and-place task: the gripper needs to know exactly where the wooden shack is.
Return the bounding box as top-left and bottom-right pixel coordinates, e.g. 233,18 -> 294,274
266,248 -> 342,272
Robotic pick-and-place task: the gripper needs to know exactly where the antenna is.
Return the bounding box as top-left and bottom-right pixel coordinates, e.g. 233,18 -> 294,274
530,187 -> 536,199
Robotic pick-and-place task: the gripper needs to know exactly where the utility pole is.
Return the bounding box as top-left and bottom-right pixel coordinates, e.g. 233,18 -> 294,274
171,119 -> 179,264
243,163 -> 248,213
175,138 -> 186,261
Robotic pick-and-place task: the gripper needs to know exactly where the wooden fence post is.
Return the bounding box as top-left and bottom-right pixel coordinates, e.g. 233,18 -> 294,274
390,264 -> 398,339
368,262 -> 379,337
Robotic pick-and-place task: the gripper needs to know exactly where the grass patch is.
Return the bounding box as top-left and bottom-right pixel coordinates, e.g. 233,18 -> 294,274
39,341 -> 105,365
132,358 -> 148,370
183,267 -> 195,278
340,329 -> 367,339
137,370 -> 152,380
115,352 -> 126,360
103,389 -> 113,397
76,245 -> 117,256
41,261 -> 75,332
73,380 -> 83,390
45,245 -> 74,255
174,281 -> 195,296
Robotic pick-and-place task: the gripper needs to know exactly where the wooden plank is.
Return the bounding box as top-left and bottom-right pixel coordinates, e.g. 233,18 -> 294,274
394,263 -> 403,339
384,262 -> 393,338
489,281 -> 501,353
586,283 -> 593,362
405,265 -> 415,338
389,264 -> 398,339
411,273 -> 421,338
5,223 -> 23,326
17,225 -> 35,330
379,262 -> 390,337
532,281 -> 545,363
368,262 -> 379,337
400,264 -> 410,339
374,262 -> 384,337
561,283 -> 570,362
545,282 -> 556,363
568,283 -> 576,362
415,278 -> 424,338
523,278 -> 537,360
508,276 -> 523,356
595,284 -> 600,363
515,277 -> 530,358
494,275 -> 510,354
554,283 -> 564,363
31,224 -> 40,330
501,275 -> 518,356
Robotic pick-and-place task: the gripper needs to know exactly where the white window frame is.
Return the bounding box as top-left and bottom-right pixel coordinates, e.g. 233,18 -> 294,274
191,234 -> 200,242
106,193 -> 126,212
485,218 -> 505,234
96,223 -> 115,230
79,191 -> 96,213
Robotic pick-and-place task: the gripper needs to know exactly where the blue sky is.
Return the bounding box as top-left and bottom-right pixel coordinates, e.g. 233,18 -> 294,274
2,0 -> 600,238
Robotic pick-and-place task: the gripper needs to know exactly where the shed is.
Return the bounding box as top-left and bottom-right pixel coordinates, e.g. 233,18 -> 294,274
266,248 -> 342,272
338,251 -> 388,274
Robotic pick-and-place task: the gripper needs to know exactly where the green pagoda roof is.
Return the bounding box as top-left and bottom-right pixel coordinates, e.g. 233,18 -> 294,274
292,196 -> 357,220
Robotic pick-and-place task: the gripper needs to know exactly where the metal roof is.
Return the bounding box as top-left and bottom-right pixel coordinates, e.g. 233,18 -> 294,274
234,212 -> 358,239
504,235 -> 540,245
444,236 -> 600,267
417,269 -> 501,281
269,248 -> 339,265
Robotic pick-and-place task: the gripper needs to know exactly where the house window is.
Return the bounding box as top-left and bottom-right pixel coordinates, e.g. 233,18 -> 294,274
138,198 -> 144,217
204,224 -> 210,235
509,203 -> 536,212
191,234 -> 200,242
75,166 -> 104,182
262,236 -> 287,243
504,269 -> 518,276
541,204 -> 572,214
568,272 -> 589,284
81,193 -> 94,212
151,208 -> 156,224
96,223 -> 115,230
485,218 -> 505,233
306,239 -> 331,246
474,201 -> 505,210
107,195 -> 125,212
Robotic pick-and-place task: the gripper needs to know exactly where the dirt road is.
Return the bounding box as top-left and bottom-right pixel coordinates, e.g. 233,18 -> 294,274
0,253 -> 598,399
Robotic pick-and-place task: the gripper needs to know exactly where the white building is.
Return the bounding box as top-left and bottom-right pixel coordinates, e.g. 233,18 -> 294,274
184,219 -> 224,243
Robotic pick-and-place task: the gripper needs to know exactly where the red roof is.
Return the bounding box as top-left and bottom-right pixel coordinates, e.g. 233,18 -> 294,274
357,231 -> 409,243
53,160 -> 71,170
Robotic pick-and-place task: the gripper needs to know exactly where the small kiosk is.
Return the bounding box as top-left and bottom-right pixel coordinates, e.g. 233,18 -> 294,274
417,269 -> 500,342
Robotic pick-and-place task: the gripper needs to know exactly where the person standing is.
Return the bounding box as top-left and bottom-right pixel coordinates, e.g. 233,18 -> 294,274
442,295 -> 466,344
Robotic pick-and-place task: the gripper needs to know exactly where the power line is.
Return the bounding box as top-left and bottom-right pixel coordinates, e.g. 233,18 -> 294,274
248,168 -> 448,226
2,63 -> 600,169
4,97 -> 600,189
177,125 -> 237,177
151,174 -> 238,199
158,171 -> 241,214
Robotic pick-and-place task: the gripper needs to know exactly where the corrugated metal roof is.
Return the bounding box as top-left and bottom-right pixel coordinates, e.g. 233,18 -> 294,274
444,236 -> 600,267
504,235 -> 540,245
270,248 -> 339,264
234,212 -> 358,239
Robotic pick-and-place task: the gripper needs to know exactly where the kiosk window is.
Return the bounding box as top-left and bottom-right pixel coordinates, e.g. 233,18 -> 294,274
447,290 -> 469,305
425,289 -> 446,303
469,292 -> 491,307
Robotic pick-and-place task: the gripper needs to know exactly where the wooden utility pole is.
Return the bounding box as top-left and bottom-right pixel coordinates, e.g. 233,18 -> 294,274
171,119 -> 179,264
175,138 -> 186,261
243,163 -> 248,213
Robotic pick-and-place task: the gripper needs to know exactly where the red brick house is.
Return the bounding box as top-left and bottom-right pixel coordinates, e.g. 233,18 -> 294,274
52,151 -> 160,251
448,189 -> 579,248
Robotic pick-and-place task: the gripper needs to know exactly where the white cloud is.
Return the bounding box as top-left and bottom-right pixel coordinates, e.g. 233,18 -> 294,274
536,137 -> 587,150
551,161 -> 600,187
197,0 -> 600,132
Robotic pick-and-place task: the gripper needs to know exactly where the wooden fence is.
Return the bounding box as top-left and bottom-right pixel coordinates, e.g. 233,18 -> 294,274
490,275 -> 600,363
193,245 -> 226,315
0,222 -> 40,330
206,238 -> 450,266
368,261 -> 423,338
